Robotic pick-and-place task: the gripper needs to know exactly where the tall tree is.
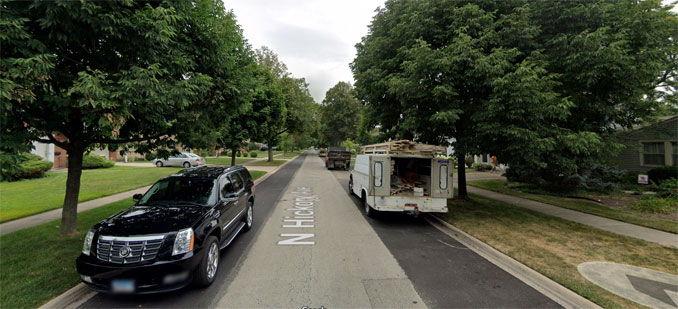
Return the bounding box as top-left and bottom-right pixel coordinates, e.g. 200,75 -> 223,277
320,82 -> 362,146
255,47 -> 315,161
352,1 -> 545,196
2,0 -> 247,235
353,0 -> 677,195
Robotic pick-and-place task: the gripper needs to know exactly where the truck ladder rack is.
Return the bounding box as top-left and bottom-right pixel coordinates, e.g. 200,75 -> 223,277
361,140 -> 446,156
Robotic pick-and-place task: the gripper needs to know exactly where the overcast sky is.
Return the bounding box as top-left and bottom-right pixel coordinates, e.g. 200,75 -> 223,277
224,0 -> 386,103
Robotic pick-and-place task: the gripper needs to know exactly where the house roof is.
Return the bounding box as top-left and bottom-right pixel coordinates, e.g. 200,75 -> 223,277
630,115 -> 677,131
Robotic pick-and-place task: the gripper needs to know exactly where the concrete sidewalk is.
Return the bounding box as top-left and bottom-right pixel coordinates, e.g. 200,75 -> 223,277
0,186 -> 151,236
466,185 -> 678,248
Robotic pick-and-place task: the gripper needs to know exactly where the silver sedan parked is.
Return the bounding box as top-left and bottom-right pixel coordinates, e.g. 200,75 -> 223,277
153,153 -> 206,168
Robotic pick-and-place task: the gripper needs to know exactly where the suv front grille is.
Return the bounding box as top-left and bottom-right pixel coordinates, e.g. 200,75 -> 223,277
96,235 -> 165,264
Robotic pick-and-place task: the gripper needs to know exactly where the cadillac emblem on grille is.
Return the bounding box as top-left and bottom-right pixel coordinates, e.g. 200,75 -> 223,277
119,246 -> 131,257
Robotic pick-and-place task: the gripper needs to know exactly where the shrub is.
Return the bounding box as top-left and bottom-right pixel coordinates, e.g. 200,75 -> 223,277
632,196 -> 678,214
11,160 -> 53,180
144,152 -> 155,161
464,155 -> 474,168
199,151 -> 208,158
248,143 -> 259,151
653,178 -> 678,199
2,153 -> 53,181
648,166 -> 678,184
250,151 -> 258,158
82,154 -> 115,169
569,164 -> 625,192
236,151 -> 241,157
21,153 -> 43,161
472,163 -> 492,171
243,152 -> 249,157
220,151 -> 229,156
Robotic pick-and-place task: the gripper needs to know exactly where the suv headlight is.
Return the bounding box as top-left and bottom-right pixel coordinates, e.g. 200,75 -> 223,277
172,228 -> 194,256
82,229 -> 95,255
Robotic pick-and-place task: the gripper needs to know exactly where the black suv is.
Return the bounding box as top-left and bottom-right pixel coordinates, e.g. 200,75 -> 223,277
76,166 -> 255,294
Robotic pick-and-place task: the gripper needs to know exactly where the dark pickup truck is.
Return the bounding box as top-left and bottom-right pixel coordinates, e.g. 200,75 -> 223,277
325,146 -> 351,170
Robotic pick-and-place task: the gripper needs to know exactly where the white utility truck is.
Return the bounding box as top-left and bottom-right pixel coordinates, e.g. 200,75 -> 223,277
349,140 -> 453,217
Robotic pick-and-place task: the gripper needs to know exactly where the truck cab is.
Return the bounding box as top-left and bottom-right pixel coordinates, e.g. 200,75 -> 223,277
349,141 -> 452,217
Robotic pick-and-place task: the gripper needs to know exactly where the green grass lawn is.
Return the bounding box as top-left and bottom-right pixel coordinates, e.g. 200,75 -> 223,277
0,198 -> 135,309
468,179 -> 678,234
204,157 -> 255,165
0,167 -> 182,223
437,193 -> 678,308
248,159 -> 287,167
248,170 -> 267,180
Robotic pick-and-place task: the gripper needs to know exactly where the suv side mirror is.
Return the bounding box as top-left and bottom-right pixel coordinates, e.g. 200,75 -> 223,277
133,194 -> 143,202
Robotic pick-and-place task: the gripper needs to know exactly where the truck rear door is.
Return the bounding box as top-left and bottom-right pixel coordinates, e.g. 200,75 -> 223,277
431,158 -> 453,198
369,156 -> 390,196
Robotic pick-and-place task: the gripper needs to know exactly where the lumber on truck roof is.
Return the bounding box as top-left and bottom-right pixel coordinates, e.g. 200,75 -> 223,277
361,140 -> 446,155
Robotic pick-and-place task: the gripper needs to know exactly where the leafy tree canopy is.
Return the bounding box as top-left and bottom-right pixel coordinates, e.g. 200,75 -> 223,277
321,81 -> 362,146
1,0 -> 250,234
352,0 -> 677,193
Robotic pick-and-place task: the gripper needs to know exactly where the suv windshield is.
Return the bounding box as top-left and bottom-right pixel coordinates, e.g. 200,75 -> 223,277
138,178 -> 216,206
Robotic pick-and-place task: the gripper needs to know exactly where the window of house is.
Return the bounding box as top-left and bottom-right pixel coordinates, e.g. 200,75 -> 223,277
643,142 -> 665,166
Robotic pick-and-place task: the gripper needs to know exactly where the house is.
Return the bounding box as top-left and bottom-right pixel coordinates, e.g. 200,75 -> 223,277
612,115 -> 678,172
31,133 -> 117,168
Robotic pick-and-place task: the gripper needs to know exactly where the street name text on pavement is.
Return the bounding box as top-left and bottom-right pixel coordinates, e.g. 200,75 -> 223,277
278,186 -> 317,245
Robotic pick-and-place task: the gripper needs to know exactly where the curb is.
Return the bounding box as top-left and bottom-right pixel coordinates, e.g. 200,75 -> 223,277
37,153 -> 303,309
425,214 -> 601,309
38,283 -> 95,309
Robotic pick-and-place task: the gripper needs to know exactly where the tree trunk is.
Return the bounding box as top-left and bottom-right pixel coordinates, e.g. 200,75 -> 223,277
267,139 -> 273,162
457,152 -> 468,198
61,148 -> 84,236
231,146 -> 237,166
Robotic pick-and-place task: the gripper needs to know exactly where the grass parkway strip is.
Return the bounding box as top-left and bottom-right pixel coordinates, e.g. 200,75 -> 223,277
437,193 -> 678,308
468,179 -> 678,234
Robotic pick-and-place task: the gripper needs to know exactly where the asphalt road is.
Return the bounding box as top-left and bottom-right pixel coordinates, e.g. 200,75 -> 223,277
80,153 -> 559,308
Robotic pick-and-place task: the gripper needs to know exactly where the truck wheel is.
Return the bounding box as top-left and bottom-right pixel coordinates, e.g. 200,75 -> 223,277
363,194 -> 377,218
344,162 -> 350,171
348,178 -> 354,195
194,236 -> 219,287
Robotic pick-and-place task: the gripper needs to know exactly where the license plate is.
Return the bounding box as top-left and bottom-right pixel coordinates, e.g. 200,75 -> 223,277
111,279 -> 135,293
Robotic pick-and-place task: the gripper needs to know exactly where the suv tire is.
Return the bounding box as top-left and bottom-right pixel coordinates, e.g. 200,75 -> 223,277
243,201 -> 253,232
194,236 -> 219,287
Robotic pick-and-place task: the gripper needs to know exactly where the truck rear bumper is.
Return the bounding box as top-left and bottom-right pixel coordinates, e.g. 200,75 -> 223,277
371,196 -> 448,213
